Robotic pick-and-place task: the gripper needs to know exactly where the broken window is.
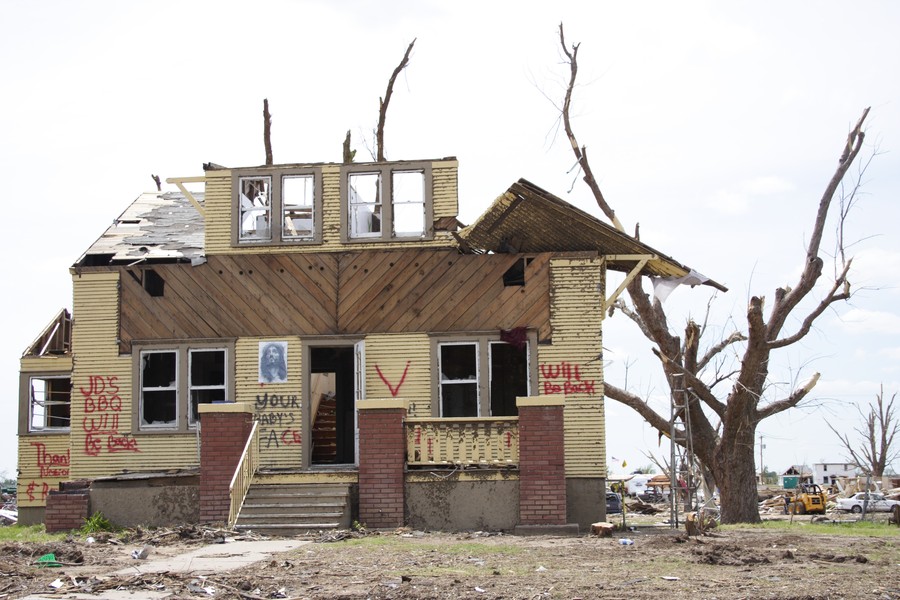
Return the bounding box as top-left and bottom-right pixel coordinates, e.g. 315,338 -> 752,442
439,343 -> 479,417
239,176 -> 272,241
137,343 -> 233,432
437,336 -> 531,417
29,376 -> 71,432
348,172 -> 382,238
282,175 -> 315,240
140,350 -> 178,428
188,349 -> 226,425
234,169 -> 321,246
343,163 -> 432,242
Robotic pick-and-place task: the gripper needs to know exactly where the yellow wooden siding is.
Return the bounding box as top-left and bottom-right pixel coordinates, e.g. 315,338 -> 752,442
202,169 -> 232,255
540,257 -> 606,478
20,355 -> 73,373
234,337 -> 303,468
204,160 -> 458,256
17,435 -> 70,508
432,161 -> 458,218
69,272 -> 198,482
363,333 -> 431,417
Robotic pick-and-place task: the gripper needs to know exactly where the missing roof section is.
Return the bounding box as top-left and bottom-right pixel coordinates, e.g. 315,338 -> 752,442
74,191 -> 205,267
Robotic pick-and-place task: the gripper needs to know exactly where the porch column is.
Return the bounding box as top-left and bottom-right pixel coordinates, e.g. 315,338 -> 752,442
358,399 -> 408,528
516,395 -> 573,531
199,402 -> 254,524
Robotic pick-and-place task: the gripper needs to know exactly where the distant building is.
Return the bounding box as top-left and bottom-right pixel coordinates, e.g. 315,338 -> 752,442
780,465 -> 813,489
813,462 -> 858,486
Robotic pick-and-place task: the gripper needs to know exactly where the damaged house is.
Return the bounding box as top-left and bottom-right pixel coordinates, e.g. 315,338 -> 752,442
17,156 -> 716,533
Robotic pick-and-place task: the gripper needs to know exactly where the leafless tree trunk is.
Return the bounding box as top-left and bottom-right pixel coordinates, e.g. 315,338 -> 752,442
828,386 -> 900,477
555,22 -> 871,523
263,98 -> 273,166
376,39 -> 415,162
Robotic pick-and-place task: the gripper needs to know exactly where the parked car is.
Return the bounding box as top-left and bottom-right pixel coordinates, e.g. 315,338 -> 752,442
606,492 -> 622,514
835,492 -> 900,513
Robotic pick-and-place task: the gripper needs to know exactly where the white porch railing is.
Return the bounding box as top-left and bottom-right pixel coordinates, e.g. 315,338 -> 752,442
228,420 -> 260,527
405,417 -> 519,467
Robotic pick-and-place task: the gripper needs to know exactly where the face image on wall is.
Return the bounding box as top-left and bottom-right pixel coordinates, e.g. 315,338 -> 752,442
259,341 -> 288,384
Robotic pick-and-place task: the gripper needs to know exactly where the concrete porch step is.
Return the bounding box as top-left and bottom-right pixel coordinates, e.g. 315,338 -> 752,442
235,481 -> 352,535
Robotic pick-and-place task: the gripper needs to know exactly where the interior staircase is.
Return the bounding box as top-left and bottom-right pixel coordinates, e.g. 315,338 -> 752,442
233,483 -> 352,536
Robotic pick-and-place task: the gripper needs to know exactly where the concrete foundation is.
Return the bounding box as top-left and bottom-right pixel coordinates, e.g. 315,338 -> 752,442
90,473 -> 199,528
407,475 -> 518,531
567,477 -> 605,530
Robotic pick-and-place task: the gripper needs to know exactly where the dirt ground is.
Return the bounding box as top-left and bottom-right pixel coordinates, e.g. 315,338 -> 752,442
1,517 -> 899,600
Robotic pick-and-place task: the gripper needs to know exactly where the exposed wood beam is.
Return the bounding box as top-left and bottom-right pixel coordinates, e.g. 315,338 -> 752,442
166,176 -> 206,217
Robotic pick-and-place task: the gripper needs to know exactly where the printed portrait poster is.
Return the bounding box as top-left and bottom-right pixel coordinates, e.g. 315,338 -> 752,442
259,341 -> 288,384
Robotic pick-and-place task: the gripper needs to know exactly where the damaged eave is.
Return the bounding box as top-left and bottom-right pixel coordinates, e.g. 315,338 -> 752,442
458,178 -> 727,292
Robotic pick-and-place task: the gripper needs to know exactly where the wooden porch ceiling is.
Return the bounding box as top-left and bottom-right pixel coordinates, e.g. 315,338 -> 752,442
458,179 -> 727,293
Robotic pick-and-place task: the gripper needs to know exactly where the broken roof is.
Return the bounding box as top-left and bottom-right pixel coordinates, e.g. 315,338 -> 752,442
458,179 -> 726,291
75,191 -> 205,267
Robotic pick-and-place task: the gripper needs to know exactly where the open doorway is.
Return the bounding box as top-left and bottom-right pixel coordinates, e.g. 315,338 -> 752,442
309,346 -> 356,465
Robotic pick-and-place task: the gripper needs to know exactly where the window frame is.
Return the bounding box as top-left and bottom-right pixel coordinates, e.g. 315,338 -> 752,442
232,168 -> 323,247
25,374 -> 72,433
133,340 -> 235,433
340,162 -> 434,243
432,332 -> 536,418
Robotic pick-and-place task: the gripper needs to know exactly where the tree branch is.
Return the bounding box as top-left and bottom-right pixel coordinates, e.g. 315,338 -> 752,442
376,38 -> 416,162
768,260 -> 852,349
604,382 -> 673,434
755,373 -> 820,420
558,23 -> 623,231
766,108 -> 869,338
697,331 -> 747,371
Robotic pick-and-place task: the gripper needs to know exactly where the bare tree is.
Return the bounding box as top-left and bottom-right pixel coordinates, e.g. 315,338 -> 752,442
555,23 -> 872,523
828,386 -> 900,477
376,39 -> 415,162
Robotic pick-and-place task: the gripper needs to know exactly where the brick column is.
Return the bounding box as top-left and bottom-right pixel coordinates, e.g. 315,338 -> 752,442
358,399 -> 407,528
517,395 -> 567,525
45,490 -> 90,532
199,403 -> 255,524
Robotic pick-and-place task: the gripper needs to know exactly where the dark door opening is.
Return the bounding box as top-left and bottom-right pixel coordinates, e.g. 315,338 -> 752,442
310,346 -> 356,465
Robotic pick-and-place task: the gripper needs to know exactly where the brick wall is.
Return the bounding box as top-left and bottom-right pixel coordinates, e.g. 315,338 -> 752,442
358,405 -> 407,528
45,491 -> 90,533
518,403 -> 567,524
199,411 -> 254,524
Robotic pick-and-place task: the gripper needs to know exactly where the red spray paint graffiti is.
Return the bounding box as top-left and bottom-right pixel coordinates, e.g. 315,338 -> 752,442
540,362 -> 596,396
80,375 -> 140,456
375,361 -> 411,397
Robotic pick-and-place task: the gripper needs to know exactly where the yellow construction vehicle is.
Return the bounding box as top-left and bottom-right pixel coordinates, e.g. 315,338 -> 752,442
787,483 -> 827,515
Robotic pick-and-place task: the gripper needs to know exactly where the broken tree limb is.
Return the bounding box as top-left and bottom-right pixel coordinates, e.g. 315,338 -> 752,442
263,98 -> 273,166
559,23 -> 623,232
376,39 -> 415,162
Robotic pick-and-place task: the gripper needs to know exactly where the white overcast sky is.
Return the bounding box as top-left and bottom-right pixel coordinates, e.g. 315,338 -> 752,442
2,1 -> 899,480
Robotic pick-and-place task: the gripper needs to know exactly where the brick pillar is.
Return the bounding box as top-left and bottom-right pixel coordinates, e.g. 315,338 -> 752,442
199,403 -> 254,524
517,396 -> 567,525
45,490 -> 90,532
358,399 -> 407,528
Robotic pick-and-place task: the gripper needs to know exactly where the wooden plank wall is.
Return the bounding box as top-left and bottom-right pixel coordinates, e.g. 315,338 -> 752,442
540,256 -> 606,478
116,249 -> 551,351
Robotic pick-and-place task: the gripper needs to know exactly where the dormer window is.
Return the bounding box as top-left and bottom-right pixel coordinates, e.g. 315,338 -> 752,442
233,168 -> 322,246
342,162 -> 433,242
